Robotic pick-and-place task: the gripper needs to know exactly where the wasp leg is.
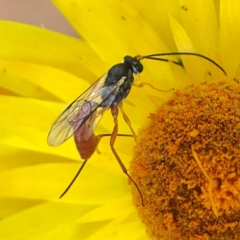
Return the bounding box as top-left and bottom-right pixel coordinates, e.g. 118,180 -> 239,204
59,133 -> 133,198
110,106 -> 144,206
118,103 -> 147,160
118,103 -> 138,144
96,134 -> 132,154
59,158 -> 89,198
133,81 -> 174,92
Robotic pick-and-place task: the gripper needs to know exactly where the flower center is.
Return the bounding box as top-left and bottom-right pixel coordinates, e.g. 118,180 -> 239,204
131,80 -> 240,240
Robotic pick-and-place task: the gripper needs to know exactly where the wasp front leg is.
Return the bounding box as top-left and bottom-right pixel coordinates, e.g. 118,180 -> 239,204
133,81 -> 174,92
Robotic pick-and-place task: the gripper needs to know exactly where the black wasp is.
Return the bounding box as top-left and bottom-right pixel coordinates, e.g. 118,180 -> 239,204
48,52 -> 226,206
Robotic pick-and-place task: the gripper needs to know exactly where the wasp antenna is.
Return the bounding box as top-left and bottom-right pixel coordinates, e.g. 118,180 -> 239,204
141,57 -> 182,66
138,52 -> 227,76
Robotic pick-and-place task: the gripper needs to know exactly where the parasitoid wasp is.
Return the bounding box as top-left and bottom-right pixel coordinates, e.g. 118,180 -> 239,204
47,52 -> 226,206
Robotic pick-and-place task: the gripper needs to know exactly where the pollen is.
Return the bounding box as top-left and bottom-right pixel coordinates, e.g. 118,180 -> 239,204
131,80 -> 240,240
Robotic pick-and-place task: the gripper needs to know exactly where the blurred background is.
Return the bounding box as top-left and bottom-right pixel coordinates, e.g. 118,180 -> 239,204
0,0 -> 78,37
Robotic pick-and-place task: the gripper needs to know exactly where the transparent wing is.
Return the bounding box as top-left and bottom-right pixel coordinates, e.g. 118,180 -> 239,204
47,74 -> 119,146
80,89 -> 122,141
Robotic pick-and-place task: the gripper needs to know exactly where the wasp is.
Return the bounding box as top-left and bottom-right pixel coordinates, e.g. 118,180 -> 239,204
48,52 -> 226,206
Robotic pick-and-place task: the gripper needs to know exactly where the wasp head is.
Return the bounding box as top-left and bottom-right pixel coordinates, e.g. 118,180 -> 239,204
123,55 -> 143,74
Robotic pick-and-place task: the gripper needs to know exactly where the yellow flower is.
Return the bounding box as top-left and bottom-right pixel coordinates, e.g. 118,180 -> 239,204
0,0 -> 239,239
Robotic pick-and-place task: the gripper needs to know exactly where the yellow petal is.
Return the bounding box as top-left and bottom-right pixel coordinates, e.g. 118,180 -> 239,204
235,65 -> 240,79
0,200 -> 97,240
0,162 -> 129,203
208,48 -> 228,80
0,144 -> 61,172
0,96 -> 75,158
0,61 -> 92,102
78,197 -> 132,222
0,21 -> 98,81
0,197 -> 43,218
52,0 -> 167,63
180,0 -> 218,53
127,0 -> 181,51
169,15 -> 206,82
0,64 -> 57,102
169,60 -> 191,88
86,219 -> 149,240
219,0 -> 240,78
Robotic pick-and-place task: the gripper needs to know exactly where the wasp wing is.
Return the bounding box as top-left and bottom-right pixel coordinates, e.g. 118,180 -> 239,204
81,75 -> 128,140
47,74 -> 119,146
79,87 -> 123,141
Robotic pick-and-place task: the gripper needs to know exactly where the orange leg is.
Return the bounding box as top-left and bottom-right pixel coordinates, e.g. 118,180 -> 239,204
118,103 -> 138,143
110,106 -> 144,206
134,81 -> 174,92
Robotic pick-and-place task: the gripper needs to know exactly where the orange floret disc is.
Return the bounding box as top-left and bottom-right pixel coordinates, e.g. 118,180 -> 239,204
131,81 -> 240,240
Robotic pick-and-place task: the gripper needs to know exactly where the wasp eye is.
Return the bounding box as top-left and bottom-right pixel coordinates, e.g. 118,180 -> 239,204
133,60 -> 143,74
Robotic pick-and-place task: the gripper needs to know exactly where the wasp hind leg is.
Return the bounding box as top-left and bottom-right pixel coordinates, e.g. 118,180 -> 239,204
59,133 -> 133,199
59,159 -> 89,198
